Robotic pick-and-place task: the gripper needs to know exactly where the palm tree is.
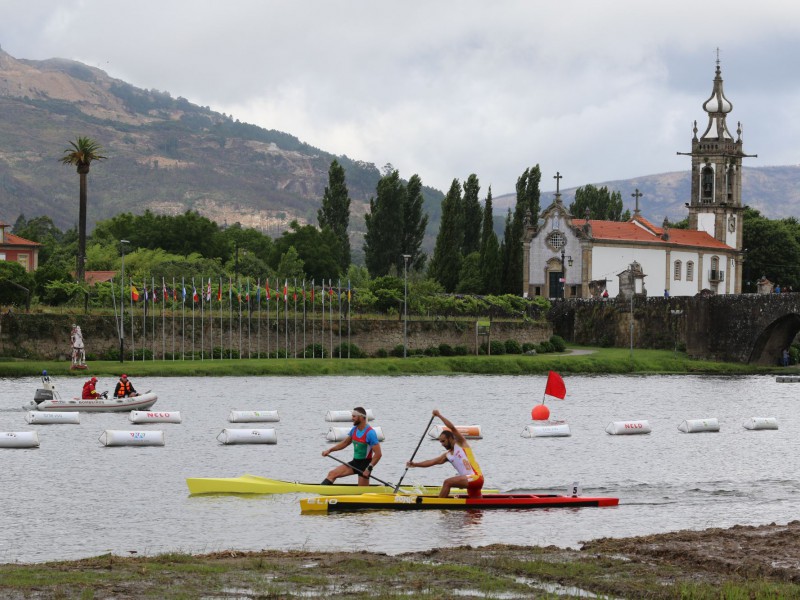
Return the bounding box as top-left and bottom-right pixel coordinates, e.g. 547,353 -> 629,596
60,137 -> 106,282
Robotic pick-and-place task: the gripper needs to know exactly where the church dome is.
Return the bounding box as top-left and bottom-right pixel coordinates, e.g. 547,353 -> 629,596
702,64 -> 732,114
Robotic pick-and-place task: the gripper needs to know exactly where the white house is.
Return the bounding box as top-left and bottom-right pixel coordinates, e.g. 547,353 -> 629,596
523,60 -> 750,299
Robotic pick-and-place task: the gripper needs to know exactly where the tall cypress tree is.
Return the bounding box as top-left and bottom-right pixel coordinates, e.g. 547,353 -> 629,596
364,170 -> 406,277
318,159 -> 351,272
502,165 -> 541,294
429,179 -> 464,292
402,174 -> 429,272
461,174 -> 482,256
499,208 -> 514,293
479,187 -> 502,294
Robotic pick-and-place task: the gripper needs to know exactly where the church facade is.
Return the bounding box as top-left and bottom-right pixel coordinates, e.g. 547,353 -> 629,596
523,60 -> 752,299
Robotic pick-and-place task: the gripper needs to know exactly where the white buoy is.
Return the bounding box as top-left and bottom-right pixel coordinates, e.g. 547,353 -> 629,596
25,411 -> 80,424
427,424 -> 482,439
325,409 -> 375,422
99,430 -> 165,447
129,410 -> 182,424
521,423 -> 571,438
326,426 -> 385,442
228,410 -> 280,423
743,417 -> 779,430
217,428 -> 277,445
0,431 -> 40,448
677,418 -> 720,433
605,420 -> 651,435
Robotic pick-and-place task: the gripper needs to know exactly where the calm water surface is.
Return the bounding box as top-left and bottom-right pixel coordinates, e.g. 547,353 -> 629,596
0,373 -> 798,563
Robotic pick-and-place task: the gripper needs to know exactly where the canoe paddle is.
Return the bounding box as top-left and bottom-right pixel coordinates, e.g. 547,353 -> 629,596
393,414 -> 436,492
326,454 -> 397,489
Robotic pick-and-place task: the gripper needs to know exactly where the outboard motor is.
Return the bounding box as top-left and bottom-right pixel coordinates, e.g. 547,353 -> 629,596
33,388 -> 54,404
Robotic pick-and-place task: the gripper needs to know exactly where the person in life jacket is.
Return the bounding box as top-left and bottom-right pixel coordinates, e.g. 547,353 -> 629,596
82,377 -> 100,399
406,409 -> 484,498
321,406 -> 382,486
114,374 -> 138,398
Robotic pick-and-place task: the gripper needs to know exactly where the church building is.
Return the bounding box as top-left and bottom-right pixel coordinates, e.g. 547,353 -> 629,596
523,60 -> 752,299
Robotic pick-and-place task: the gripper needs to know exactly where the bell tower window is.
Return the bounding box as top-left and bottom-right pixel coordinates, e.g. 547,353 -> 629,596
701,165 -> 714,203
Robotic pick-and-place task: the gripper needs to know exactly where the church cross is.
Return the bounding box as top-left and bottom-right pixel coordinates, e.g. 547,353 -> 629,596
631,188 -> 642,216
553,171 -> 562,194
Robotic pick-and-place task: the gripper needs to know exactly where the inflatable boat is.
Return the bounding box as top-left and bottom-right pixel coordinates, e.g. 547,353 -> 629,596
186,474 -> 495,496
24,391 -> 158,412
300,492 -> 619,513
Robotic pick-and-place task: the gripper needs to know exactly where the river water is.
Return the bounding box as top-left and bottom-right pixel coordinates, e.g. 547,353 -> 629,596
0,373 -> 798,563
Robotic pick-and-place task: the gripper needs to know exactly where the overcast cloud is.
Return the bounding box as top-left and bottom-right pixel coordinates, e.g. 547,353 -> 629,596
2,0 -> 799,199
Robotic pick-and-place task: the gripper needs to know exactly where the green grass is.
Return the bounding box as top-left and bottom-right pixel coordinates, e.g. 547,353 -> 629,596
0,346 -> 781,379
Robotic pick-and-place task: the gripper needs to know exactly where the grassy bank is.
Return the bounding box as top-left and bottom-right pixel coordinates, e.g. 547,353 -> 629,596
2,522 -> 799,599
0,346 -> 785,378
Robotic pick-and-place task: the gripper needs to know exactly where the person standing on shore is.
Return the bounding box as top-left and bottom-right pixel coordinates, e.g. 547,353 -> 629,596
321,407 -> 382,486
406,409 -> 484,498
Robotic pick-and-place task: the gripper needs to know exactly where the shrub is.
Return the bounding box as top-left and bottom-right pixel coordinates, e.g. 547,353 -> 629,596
375,348 -> 388,358
390,344 -> 405,358
522,342 -> 536,353
504,339 -> 522,354
454,345 -> 469,356
438,343 -> 455,356
333,343 -> 366,358
549,335 -> 567,352
489,340 -> 506,355
424,346 -> 441,357
304,344 -> 327,358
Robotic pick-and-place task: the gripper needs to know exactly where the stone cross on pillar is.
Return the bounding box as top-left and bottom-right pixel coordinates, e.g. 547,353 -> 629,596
631,188 -> 642,217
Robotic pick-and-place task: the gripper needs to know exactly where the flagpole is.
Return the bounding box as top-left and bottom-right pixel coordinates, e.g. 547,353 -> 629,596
338,278 -> 342,358
191,277 -> 196,360
256,277 -> 261,359
171,277 -> 176,361
162,278 -> 166,360
284,279 -> 288,359
238,276 -> 243,359
228,277 -> 233,360
293,277 -> 297,359
348,279 -> 351,358
129,276 -> 135,362
152,276 -> 156,361
311,279 -> 316,358
200,277 -> 204,360
329,278 -> 333,358
266,279 -> 271,359
142,277 -> 146,361
276,283 -> 280,357
181,276 -> 186,360
247,279 -> 252,359
302,279 -> 306,358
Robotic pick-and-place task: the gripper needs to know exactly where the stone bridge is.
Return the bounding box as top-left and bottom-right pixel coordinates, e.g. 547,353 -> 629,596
549,293 -> 800,365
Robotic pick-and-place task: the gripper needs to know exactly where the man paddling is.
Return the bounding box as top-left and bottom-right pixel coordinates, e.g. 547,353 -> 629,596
406,409 -> 484,498
321,407 -> 382,486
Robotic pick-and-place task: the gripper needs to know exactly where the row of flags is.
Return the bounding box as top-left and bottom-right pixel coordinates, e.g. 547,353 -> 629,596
127,278 -> 353,305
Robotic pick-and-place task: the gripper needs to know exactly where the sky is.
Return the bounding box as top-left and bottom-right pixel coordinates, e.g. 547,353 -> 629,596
2,0 -> 800,200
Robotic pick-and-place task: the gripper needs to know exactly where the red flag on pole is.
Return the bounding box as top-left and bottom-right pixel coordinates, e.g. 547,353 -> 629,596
544,370 -> 566,400
265,279 -> 271,300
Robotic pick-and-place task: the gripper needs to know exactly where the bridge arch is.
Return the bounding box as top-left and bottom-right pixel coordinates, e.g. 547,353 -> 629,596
748,312 -> 800,366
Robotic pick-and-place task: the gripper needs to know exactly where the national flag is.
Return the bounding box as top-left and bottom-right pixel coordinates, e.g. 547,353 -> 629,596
283,280 -> 288,303
217,279 -> 222,302
228,278 -> 233,300
328,279 -> 334,297
256,278 -> 261,304
265,279 -> 271,300
246,280 -> 250,302
173,287 -> 177,301
162,279 -> 167,301
192,285 -> 199,303
544,371 -> 566,400
131,285 -> 140,302
292,281 -> 297,302
206,279 -> 212,302
311,280 -> 315,303
144,286 -> 149,302
348,280 -> 351,302
182,284 -> 187,303
302,280 -> 306,299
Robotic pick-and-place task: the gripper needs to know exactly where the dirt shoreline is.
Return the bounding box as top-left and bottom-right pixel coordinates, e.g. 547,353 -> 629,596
2,521 -> 800,598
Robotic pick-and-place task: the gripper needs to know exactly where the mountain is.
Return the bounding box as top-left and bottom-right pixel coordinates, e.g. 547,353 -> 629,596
0,46 -> 797,255
0,47 -> 444,255
493,166 -> 800,224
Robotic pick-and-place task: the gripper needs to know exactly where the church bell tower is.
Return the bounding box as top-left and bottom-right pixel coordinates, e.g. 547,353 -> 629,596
680,57 -> 756,253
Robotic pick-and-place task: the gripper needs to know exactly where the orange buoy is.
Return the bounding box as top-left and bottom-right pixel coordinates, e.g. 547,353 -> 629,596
531,404 -> 550,421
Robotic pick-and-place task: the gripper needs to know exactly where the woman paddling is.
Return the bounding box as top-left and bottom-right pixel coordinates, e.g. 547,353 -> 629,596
406,409 -> 484,498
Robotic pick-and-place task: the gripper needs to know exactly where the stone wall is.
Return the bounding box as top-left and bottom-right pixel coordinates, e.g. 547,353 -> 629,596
0,313 -> 553,360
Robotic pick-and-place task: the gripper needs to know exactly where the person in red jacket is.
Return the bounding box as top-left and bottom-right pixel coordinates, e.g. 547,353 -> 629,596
82,377 -> 99,399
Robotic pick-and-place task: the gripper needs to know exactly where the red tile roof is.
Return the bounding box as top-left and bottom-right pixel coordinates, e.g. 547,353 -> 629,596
572,219 -> 733,250
3,233 -> 40,247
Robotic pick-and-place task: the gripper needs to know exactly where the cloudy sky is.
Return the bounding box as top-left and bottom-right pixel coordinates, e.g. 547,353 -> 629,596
2,0 -> 799,199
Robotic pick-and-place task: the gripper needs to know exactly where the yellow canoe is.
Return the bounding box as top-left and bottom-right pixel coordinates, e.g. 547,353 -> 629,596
186,474 -> 496,496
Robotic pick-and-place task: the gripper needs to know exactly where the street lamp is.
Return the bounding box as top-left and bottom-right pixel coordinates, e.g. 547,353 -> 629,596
402,254 -> 411,358
119,240 -> 130,363
560,248 -> 573,299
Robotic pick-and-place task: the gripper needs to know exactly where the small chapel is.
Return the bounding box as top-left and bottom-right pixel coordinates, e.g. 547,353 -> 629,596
523,59 -> 752,299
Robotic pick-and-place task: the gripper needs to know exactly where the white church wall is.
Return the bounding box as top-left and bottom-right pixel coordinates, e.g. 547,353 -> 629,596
591,246 -> 666,297
697,213 -> 715,237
